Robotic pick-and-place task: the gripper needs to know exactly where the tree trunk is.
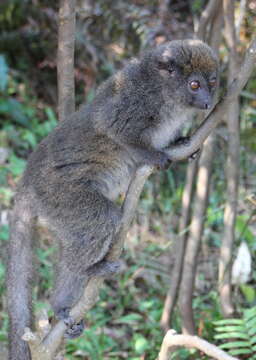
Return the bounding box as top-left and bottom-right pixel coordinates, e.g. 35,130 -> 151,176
57,0 -> 76,122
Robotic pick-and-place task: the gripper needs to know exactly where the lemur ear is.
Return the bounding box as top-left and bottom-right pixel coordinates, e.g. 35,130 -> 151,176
157,58 -> 176,74
157,60 -> 168,70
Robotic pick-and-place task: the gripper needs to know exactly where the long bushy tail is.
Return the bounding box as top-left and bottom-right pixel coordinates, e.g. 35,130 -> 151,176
7,194 -> 36,360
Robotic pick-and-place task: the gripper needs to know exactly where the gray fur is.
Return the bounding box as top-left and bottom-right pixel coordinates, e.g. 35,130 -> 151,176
7,39 -> 218,359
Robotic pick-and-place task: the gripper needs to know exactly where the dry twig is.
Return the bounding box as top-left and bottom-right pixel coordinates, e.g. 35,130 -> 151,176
157,329 -> 239,360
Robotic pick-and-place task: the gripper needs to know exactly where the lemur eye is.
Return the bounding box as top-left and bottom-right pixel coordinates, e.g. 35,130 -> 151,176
190,80 -> 200,90
209,77 -> 217,87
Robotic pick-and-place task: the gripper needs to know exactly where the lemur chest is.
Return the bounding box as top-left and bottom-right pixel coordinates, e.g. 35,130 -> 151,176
151,108 -> 190,150
98,156 -> 136,201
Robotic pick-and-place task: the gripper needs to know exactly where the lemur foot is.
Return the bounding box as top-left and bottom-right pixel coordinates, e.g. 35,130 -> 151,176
56,307 -> 85,339
64,319 -> 85,339
154,152 -> 172,170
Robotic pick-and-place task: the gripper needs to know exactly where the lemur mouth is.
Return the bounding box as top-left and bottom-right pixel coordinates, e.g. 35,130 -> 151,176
191,102 -> 212,110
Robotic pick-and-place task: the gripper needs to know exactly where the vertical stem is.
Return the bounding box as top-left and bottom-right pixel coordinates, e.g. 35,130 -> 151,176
179,134 -> 216,334
219,0 -> 239,318
57,0 -> 76,122
196,0 -> 221,40
160,162 -> 197,331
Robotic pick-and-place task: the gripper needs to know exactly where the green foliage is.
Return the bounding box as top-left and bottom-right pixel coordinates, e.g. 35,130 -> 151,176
0,259 -> 6,296
0,55 -> 57,208
240,284 -> 256,304
36,247 -> 56,294
0,0 -> 29,31
0,64 -> 57,153
66,328 -> 118,360
191,0 -> 204,13
214,306 -> 256,358
235,214 -> 255,247
0,312 -> 8,343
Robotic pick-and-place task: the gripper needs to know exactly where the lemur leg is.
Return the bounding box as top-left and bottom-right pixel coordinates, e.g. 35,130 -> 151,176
48,189 -> 122,337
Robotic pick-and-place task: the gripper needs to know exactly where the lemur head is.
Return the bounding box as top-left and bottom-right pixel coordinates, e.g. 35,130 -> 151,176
145,39 -> 219,110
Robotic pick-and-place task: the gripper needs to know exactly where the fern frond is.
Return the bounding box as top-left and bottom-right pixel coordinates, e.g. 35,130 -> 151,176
214,305 -> 256,357
219,341 -> 251,349
214,319 -> 243,326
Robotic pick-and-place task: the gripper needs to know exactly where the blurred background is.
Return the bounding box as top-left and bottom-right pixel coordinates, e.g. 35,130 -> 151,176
0,0 -> 256,359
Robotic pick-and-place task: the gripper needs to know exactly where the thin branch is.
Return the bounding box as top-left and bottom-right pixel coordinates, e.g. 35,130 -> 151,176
179,134 -> 216,334
160,161 -> 197,332
57,0 -> 76,122
236,0 -> 247,38
157,330 -> 239,360
196,0 -> 221,40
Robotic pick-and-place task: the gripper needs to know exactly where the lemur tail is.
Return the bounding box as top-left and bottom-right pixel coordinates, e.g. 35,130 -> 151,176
7,195 -> 36,360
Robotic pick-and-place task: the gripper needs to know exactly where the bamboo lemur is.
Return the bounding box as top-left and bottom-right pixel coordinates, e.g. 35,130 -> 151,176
7,40 -> 218,359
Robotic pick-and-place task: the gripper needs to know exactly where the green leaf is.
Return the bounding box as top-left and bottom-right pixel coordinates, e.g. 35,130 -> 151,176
247,328 -> 256,342
0,333 -> 7,342
235,215 -> 254,243
247,319 -> 256,335
45,106 -> 57,125
240,284 -> 256,303
215,325 -> 246,333
214,319 -> 243,326
229,348 -> 252,356
134,335 -> 149,354
0,55 -> 8,92
0,225 -> 9,241
8,153 -> 26,176
219,341 -> 251,349
244,306 -> 256,320
22,131 -> 37,148
0,98 -> 29,127
0,262 -> 5,279
215,332 -> 249,340
250,335 -> 256,344
0,187 -> 14,205
114,313 -> 143,324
